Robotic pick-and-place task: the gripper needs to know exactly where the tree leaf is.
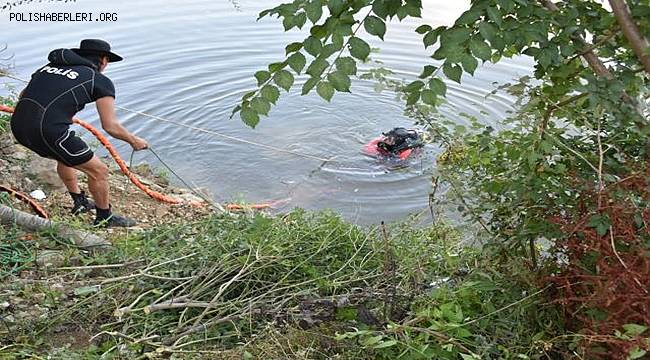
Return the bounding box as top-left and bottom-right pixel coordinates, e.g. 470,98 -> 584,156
470,38 -> 492,61
254,70 -> 271,86
328,71 -> 351,92
443,62 -> 462,83
305,0 -> 323,24
317,81 -> 335,101
335,56 -> 357,75
419,64 -> 437,78
303,36 -> 322,57
429,77 -> 447,96
250,97 -> 271,116
287,52 -> 307,74
421,89 -> 437,105
461,53 -> 478,75
364,15 -> 386,40
406,89 -> 420,105
268,62 -> 286,72
486,6 -> 502,27
294,12 -> 307,29
241,107 -> 260,128
285,42 -> 303,55
405,80 -> 425,92
423,30 -> 439,48
415,24 -> 432,34
306,58 -> 329,77
349,37 -> 371,61
302,76 -> 319,95
328,0 -> 347,16
260,84 -> 280,104
274,70 -> 295,91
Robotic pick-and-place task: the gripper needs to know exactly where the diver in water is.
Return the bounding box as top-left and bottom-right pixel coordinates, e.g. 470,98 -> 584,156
364,127 -> 424,160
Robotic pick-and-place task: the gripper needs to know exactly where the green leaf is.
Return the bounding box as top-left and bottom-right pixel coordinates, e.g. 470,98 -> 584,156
405,80 -> 425,92
406,89 -> 420,105
429,78 -> 447,96
328,71 -> 351,92
274,70 -> 295,92
486,6 -> 502,27
372,0 -> 401,19
364,15 -> 387,40
287,52 -> 307,74
443,62 -> 462,83
260,84 -> 280,104
461,53 -> 478,75
254,70 -> 271,86
419,64 -> 437,78
268,62 -> 286,72
241,107 -> 260,128
305,0 -> 323,24
317,81 -> 335,101
588,214 -> 611,236
415,24 -> 432,34
421,89 -> 437,105
328,0 -> 347,16
349,37 -> 371,61
423,30 -> 439,48
306,58 -> 329,77
629,347 -> 647,360
335,56 -> 357,75
470,38 -> 492,61
250,97 -> 271,116
302,77 -> 319,95
303,36 -> 322,57
311,24 -> 329,38
285,42 -> 303,55
623,324 -> 648,336
294,12 -> 307,29
478,22 -> 498,45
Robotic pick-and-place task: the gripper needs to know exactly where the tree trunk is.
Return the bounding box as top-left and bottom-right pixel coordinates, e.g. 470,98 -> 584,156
0,204 -> 110,249
608,0 -> 650,74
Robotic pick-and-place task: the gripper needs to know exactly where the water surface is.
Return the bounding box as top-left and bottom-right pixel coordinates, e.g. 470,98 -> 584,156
1,0 -> 533,224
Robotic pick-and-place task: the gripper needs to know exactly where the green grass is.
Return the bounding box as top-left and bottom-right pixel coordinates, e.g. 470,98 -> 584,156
0,209 -> 569,359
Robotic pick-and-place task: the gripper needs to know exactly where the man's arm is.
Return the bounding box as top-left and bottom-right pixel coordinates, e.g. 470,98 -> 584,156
96,97 -> 148,150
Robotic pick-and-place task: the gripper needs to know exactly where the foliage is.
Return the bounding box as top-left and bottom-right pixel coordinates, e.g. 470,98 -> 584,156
239,0 -> 650,358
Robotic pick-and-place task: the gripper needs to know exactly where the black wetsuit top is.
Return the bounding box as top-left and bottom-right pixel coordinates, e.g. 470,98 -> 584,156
10,48 -> 115,166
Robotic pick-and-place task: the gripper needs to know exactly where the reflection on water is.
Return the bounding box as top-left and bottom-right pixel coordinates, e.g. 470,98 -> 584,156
1,0 -> 533,224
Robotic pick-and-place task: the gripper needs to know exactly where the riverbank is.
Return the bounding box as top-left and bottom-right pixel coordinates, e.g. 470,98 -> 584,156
0,124 -> 568,359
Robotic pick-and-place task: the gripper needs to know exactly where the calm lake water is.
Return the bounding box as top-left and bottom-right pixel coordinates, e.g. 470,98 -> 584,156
1,0 -> 533,224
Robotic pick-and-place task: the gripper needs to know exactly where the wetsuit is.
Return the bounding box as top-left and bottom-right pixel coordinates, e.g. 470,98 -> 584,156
10,48 -> 115,166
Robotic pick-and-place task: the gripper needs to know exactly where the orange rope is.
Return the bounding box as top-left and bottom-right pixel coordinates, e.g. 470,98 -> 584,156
0,184 -> 49,219
0,104 -> 271,210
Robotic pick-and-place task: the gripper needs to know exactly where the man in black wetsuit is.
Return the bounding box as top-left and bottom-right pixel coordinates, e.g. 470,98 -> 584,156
10,39 -> 148,227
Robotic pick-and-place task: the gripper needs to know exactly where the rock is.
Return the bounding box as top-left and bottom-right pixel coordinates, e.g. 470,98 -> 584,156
29,189 -> 47,200
9,150 -> 29,161
36,250 -> 65,268
26,157 -> 65,191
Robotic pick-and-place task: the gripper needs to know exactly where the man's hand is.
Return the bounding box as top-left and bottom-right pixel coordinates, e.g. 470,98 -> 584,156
130,136 -> 149,151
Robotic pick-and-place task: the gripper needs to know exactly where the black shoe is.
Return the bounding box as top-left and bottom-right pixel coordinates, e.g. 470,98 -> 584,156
70,191 -> 95,215
93,213 -> 137,228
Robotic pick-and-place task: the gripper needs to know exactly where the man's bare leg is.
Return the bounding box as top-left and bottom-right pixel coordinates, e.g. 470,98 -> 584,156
56,162 -> 82,194
73,155 -> 109,209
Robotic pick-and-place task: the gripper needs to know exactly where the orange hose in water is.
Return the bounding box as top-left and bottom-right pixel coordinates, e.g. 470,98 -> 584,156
0,104 -> 271,210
